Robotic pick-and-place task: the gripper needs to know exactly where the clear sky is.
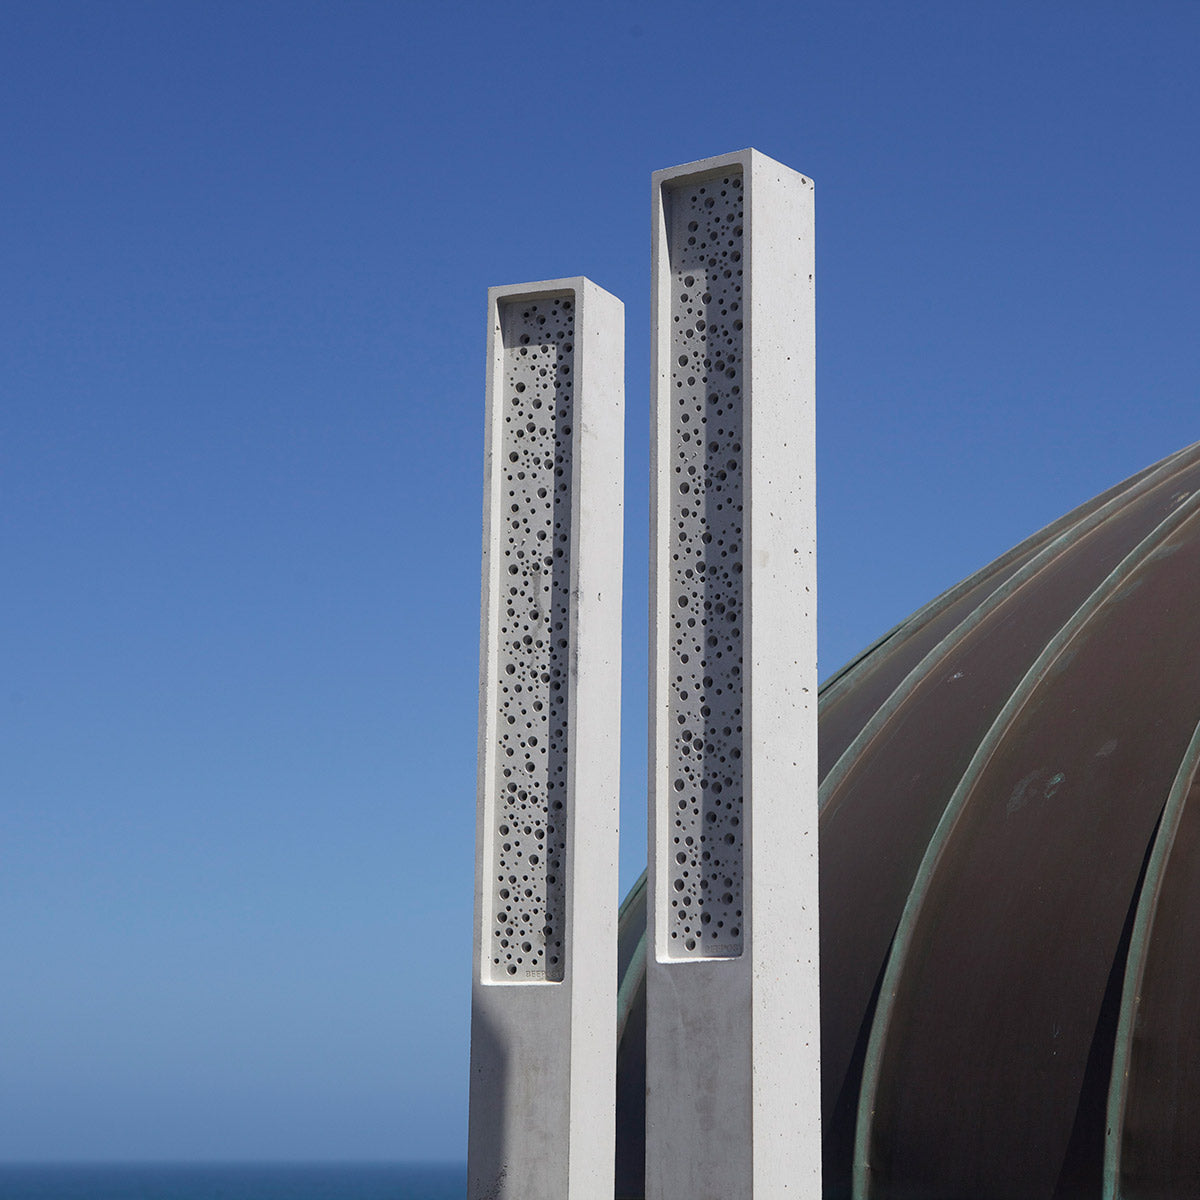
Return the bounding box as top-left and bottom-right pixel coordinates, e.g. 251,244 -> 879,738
2,0 -> 1197,1165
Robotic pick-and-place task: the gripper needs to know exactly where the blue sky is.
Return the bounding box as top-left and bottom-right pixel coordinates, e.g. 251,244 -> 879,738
2,0 -> 1197,1164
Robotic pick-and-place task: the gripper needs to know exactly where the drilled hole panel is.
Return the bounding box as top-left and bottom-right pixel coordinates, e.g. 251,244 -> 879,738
664,171 -> 745,959
489,294 -> 574,983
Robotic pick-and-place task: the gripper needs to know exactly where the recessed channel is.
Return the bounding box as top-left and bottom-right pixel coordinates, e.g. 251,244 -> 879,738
488,293 -> 575,983
663,172 -> 746,960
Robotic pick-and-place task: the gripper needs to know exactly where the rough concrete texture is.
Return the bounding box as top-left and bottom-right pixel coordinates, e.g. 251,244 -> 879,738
468,278 -> 624,1200
646,150 -> 820,1199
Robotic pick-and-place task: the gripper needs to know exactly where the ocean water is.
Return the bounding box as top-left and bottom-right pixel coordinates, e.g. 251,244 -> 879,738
0,1165 -> 466,1200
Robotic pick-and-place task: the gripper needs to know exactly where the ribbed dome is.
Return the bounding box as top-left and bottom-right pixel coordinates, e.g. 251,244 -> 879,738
615,440 -> 1200,1200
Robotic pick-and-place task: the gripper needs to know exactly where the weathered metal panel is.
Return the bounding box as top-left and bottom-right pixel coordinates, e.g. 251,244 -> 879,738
1106,723 -> 1200,1199
855,499 -> 1200,1199
820,451 -> 1200,1197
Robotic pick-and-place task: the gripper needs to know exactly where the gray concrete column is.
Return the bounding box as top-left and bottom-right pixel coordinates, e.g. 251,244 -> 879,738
646,151 -> 820,1199
468,278 -> 624,1200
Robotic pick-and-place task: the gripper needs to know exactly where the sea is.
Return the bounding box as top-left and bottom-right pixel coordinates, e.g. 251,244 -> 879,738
0,1165 -> 466,1200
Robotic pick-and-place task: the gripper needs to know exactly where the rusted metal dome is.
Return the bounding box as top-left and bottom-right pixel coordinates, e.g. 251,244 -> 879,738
615,439 -> 1200,1199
